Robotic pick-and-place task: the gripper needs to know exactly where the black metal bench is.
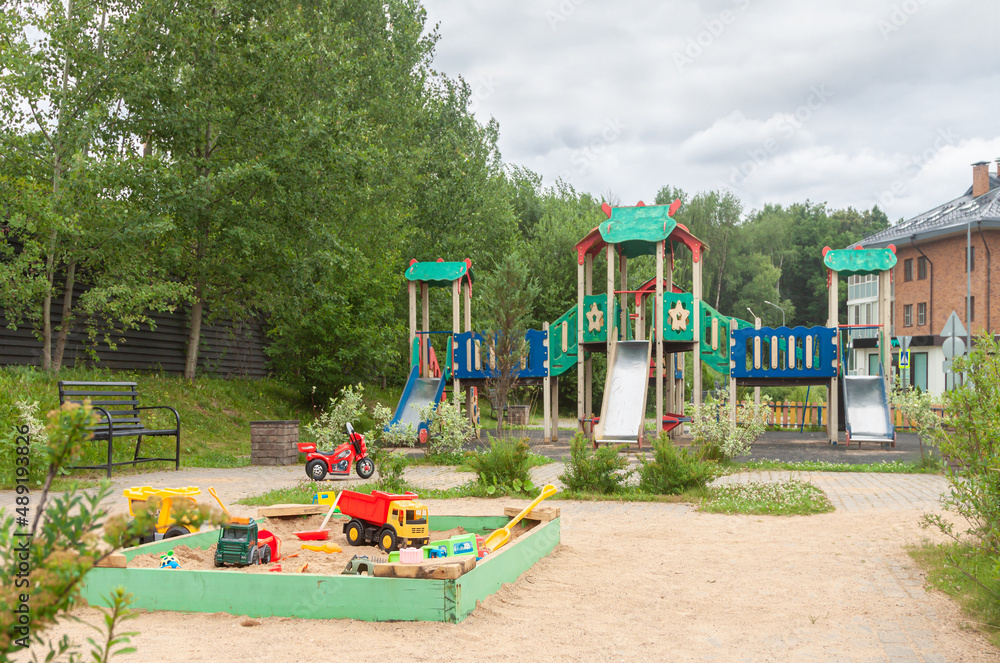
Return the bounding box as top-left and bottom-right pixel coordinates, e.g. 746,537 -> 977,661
58,381 -> 181,478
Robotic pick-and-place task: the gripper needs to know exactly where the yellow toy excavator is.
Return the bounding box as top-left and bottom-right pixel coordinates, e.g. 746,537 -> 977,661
123,486 -> 230,545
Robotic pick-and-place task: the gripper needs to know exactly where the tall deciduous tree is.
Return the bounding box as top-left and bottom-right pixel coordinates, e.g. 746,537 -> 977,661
478,249 -> 539,431
0,0 -> 180,370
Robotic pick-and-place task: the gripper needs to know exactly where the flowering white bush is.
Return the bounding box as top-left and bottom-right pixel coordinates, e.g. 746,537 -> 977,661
305,384 -> 366,448
419,392 -> 475,459
686,393 -> 770,460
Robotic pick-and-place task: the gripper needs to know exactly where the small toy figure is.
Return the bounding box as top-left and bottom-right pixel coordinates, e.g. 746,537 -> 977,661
159,550 -> 180,569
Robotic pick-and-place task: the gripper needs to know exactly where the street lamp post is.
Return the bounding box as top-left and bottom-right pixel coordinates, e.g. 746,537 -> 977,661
763,300 -> 786,327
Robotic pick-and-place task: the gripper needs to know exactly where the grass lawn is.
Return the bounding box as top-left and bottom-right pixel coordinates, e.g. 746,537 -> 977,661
0,367 -> 315,487
909,541 -> 1000,648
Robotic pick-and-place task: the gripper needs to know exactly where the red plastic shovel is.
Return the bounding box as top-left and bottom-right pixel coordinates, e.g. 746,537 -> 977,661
292,492 -> 341,541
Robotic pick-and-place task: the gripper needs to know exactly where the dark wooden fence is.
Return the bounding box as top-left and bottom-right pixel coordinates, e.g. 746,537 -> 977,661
0,290 -> 268,378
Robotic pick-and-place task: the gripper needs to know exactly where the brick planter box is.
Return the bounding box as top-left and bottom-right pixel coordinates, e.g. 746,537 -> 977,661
250,420 -> 299,466
505,405 -> 530,426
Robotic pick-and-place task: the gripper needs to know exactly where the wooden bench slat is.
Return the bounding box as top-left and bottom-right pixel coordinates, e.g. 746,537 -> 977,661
61,391 -> 140,398
89,419 -> 143,427
59,381 -> 139,387
81,402 -> 140,409
91,428 -> 180,438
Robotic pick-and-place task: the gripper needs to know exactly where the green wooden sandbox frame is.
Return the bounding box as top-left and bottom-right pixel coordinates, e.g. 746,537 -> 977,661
81,515 -> 559,623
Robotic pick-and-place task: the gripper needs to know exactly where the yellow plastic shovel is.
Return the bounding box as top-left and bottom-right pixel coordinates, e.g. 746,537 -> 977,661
300,542 -> 343,554
482,483 -> 557,553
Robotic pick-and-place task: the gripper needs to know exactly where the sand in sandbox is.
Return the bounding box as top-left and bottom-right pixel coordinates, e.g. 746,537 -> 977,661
127,513 -> 531,575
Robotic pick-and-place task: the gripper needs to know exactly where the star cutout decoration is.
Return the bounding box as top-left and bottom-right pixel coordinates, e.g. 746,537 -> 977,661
668,300 -> 690,332
586,302 -> 605,333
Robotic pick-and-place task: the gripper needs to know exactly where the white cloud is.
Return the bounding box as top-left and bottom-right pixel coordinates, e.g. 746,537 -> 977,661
421,0 -> 1000,224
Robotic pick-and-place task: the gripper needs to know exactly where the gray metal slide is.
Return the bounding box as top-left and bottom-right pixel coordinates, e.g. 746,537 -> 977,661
396,377 -> 444,430
595,340 -> 652,444
842,373 -> 896,447
388,365 -> 446,438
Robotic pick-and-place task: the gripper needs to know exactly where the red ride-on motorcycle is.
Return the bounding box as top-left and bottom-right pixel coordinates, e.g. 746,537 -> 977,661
298,422 -> 375,481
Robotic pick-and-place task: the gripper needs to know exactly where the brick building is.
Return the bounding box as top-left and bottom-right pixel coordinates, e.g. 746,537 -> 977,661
848,161 -> 1000,394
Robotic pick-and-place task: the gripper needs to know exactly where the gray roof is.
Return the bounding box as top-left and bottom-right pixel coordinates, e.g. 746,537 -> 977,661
852,174 -> 1000,248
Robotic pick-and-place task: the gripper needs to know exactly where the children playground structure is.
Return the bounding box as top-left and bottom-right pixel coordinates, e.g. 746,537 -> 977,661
389,202 -> 898,449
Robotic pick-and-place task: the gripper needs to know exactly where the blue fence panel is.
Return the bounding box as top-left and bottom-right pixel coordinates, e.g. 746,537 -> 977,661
452,329 -> 550,380
730,325 -> 837,380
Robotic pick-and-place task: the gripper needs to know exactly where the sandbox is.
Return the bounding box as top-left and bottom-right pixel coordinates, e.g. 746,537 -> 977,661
80,514 -> 560,623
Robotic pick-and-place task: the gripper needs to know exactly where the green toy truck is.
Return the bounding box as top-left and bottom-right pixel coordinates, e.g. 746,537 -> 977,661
213,517 -> 276,567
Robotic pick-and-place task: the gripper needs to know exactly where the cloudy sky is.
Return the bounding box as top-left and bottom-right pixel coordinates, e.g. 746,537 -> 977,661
420,0 -> 1000,222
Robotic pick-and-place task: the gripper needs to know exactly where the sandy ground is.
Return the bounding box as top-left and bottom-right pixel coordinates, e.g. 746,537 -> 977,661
22,495 -> 999,663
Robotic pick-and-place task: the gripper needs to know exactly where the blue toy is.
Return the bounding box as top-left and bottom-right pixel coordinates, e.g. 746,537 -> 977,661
159,550 -> 180,569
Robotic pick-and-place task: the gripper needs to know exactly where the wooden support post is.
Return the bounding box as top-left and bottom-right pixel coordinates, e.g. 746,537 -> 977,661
729,319 -> 738,426
619,254 -> 628,340
828,270 -> 839,444
543,321 -> 551,442
408,281 -> 417,370
453,279 -> 461,396
692,253 -> 703,411
880,269 -> 892,393
577,258 -> 585,434
754,315 -> 762,407
607,244 -> 615,345
585,253 -> 595,433
655,241 -> 664,442
464,278 -> 474,426
421,282 -> 430,379
550,375 -> 559,442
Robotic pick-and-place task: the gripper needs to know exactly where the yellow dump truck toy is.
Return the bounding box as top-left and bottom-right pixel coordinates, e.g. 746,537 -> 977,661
123,485 -> 229,545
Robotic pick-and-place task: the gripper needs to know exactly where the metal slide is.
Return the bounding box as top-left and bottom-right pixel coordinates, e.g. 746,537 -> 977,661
594,340 -> 652,444
388,365 -> 445,439
842,368 -> 896,447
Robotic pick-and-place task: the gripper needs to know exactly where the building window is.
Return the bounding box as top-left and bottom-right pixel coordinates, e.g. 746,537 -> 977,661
904,259 -> 913,281
969,296 -> 976,322
853,305 -> 860,325
917,302 -> 926,326
965,246 -> 976,272
904,304 -> 912,327
918,256 -> 927,280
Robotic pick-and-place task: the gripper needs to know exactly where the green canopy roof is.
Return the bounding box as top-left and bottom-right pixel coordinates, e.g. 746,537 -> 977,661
599,205 -> 677,259
823,248 -> 897,276
404,260 -> 473,286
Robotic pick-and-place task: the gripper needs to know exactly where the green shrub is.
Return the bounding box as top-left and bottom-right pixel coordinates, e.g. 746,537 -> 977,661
921,333 -> 1000,565
1,401 -> 221,659
305,384 -> 366,448
637,436 -> 717,495
466,436 -> 532,493
687,394 -> 770,460
419,393 -> 475,462
372,450 -> 409,493
559,433 -> 631,495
